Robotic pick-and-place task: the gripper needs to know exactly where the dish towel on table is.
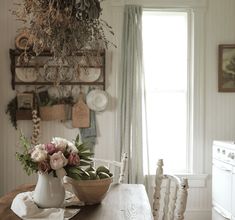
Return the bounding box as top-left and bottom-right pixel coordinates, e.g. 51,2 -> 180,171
11,191 -> 81,220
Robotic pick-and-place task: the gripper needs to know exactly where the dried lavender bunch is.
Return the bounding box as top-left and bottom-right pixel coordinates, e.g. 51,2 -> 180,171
12,0 -> 115,64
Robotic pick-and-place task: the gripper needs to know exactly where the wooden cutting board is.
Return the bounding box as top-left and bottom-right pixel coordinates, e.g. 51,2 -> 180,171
72,93 -> 90,128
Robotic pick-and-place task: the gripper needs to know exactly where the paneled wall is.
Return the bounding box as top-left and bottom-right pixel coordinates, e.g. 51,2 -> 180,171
0,0 -> 117,194
204,0 -> 235,174
1,1 -> 235,220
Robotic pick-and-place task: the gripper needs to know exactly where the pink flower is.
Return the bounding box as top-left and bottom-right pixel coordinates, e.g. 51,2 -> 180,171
68,153 -> 80,166
45,143 -> 56,155
50,151 -> 68,170
38,161 -> 51,173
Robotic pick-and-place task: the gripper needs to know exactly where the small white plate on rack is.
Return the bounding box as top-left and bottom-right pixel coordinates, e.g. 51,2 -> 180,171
16,68 -> 38,82
78,67 -> 101,82
60,67 -> 74,82
44,66 -> 57,82
43,66 -> 74,82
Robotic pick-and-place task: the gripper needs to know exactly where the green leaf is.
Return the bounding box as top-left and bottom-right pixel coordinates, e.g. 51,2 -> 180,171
66,166 -> 85,180
76,143 -> 88,152
68,173 -> 81,180
16,151 -> 38,176
79,156 -> 93,162
79,160 -> 91,166
5,96 -> 17,129
19,131 -> 31,153
16,133 -> 37,175
75,134 -> 80,144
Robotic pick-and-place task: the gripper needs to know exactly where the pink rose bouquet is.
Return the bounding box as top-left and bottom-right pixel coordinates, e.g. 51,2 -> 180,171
16,134 -> 93,179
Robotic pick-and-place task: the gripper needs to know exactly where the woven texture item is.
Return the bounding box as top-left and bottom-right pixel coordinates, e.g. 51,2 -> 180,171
39,104 -> 66,121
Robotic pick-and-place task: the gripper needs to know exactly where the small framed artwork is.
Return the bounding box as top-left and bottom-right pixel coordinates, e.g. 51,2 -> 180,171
17,93 -> 34,110
218,44 -> 235,92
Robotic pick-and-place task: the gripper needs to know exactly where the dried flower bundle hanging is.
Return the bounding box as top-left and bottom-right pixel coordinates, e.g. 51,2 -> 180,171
12,0 -> 115,64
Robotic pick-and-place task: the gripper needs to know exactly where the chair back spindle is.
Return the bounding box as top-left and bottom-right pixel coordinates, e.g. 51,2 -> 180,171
152,159 -> 188,220
93,153 -> 128,184
118,152 -> 128,183
153,159 -> 164,219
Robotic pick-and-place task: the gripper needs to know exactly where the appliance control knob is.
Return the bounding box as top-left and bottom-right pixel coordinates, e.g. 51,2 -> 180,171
222,149 -> 226,154
217,148 -> 220,153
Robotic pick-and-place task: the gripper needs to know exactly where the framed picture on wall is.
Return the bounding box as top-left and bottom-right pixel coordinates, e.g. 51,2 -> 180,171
17,93 -> 34,110
218,44 -> 235,92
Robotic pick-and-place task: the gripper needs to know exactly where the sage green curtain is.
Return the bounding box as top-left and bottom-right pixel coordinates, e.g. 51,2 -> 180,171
118,5 -> 144,184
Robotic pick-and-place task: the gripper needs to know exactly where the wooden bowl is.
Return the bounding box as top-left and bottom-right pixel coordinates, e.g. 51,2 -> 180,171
66,177 -> 113,204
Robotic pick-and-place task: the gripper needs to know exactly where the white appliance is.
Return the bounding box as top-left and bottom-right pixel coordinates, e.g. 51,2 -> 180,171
212,141 -> 235,220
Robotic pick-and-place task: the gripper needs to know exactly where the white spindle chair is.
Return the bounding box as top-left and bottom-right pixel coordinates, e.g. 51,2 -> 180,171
153,159 -> 189,220
92,152 -> 128,183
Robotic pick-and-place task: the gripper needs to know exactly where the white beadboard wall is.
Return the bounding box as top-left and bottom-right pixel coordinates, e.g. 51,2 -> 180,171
204,0 -> 235,173
1,1 -> 235,220
0,0 -> 117,195
204,2 -> 235,219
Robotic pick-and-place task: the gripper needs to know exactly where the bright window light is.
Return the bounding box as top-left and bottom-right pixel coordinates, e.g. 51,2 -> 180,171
142,10 -> 189,174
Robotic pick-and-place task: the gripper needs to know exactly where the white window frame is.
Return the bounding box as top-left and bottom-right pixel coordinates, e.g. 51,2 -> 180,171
142,8 -> 192,174
111,0 -> 208,185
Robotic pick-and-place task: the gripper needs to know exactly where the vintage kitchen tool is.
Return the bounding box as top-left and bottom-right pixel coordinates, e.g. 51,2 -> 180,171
72,92 -> 90,128
15,32 -> 32,50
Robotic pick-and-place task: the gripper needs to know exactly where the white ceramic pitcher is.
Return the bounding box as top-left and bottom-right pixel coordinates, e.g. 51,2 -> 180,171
33,172 -> 65,208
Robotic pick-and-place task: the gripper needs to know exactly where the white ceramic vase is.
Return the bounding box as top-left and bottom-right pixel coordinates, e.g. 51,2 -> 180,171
33,172 -> 65,208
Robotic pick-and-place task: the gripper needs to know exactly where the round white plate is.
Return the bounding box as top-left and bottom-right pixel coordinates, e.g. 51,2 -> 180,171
48,87 -> 60,99
16,68 -> 37,82
86,89 -> 108,112
44,67 -> 57,82
44,66 -> 74,82
78,67 -> 101,82
59,67 -> 74,82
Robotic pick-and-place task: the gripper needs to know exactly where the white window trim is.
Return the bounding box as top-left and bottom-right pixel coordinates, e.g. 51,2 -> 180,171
111,0 -> 207,9
190,5 -> 207,175
112,0 -> 208,177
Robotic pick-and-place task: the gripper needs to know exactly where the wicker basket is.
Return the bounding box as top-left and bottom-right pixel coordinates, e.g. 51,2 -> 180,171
39,104 -> 66,121
65,177 -> 113,205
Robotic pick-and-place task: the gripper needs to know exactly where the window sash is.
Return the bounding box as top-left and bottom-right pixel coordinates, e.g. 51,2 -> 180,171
142,9 -> 192,174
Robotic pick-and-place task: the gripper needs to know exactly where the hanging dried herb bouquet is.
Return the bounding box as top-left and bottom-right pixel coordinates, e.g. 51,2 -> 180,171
12,0 -> 114,64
